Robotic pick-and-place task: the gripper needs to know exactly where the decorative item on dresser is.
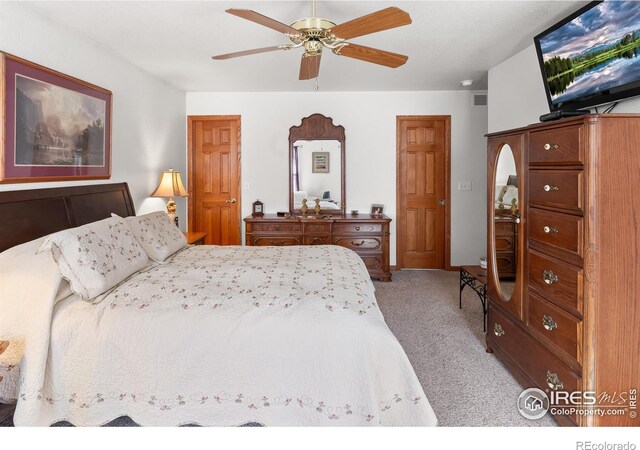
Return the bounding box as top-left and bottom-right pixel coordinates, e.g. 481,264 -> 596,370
485,114 -> 640,427
183,231 -> 207,246
245,214 -> 392,282
251,200 -> 264,217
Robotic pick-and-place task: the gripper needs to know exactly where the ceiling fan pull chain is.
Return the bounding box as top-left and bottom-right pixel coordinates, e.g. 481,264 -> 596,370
315,77 -> 319,91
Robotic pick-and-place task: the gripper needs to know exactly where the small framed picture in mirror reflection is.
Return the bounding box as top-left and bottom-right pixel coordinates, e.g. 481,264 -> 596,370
312,152 -> 330,173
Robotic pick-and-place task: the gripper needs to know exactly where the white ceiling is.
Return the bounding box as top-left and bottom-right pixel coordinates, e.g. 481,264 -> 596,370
25,1 -> 587,92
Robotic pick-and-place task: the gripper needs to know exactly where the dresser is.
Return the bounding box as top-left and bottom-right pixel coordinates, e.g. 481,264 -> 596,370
486,115 -> 640,427
493,214 -> 518,279
244,214 -> 392,281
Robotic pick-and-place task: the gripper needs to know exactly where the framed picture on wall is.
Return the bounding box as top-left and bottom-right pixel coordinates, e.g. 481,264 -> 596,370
312,151 -> 330,173
0,52 -> 112,183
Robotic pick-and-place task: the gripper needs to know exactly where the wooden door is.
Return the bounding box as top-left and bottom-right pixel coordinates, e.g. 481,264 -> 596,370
188,116 -> 241,245
397,116 -> 450,269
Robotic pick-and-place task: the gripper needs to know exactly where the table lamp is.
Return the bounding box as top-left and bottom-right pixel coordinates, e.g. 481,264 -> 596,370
151,168 -> 188,226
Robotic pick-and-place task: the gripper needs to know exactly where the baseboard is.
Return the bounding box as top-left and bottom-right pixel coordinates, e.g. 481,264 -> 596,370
392,265 -> 460,271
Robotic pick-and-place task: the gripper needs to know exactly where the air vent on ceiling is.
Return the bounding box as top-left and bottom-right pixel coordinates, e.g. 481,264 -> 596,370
474,94 -> 487,106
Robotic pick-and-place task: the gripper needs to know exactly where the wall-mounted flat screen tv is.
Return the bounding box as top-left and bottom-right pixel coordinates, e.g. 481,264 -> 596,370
534,1 -> 640,112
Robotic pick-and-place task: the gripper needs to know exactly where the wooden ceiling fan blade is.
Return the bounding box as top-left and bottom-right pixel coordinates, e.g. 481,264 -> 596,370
335,44 -> 408,68
212,45 -> 288,60
299,53 -> 321,80
226,9 -> 301,35
329,7 -> 411,40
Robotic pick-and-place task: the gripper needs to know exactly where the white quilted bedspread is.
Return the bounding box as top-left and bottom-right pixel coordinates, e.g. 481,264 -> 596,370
10,244 -> 437,426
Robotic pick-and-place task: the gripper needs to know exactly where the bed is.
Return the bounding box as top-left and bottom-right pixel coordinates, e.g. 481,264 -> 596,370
0,183 -> 436,426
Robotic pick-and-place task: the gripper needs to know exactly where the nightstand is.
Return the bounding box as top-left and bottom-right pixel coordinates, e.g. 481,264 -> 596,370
0,340 -> 23,425
183,231 -> 207,245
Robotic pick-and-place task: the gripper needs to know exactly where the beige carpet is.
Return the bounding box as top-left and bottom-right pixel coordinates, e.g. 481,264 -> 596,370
374,270 -> 556,427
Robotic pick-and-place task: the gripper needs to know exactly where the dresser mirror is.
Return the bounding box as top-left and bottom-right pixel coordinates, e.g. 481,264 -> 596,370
289,114 -> 346,215
493,143 -> 519,301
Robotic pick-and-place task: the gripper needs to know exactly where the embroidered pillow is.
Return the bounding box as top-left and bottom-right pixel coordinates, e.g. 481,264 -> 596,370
39,217 -> 149,302
122,211 -> 188,262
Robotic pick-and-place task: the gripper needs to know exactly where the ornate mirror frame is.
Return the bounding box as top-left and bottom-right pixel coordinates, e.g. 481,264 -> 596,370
289,113 -> 346,215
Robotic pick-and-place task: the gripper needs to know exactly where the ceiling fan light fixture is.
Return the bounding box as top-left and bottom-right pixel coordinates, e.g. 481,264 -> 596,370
212,3 -> 412,81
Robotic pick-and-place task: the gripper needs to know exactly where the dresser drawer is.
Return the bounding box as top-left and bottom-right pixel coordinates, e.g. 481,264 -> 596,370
334,223 -> 382,234
360,254 -> 383,271
529,125 -> 583,165
495,253 -> 516,275
333,236 -> 382,251
304,235 -> 331,246
251,222 -> 302,233
488,305 -> 580,424
495,221 -> 515,235
250,236 -> 302,246
528,208 -> 582,258
495,235 -> 515,253
528,250 -> 582,313
528,291 -> 581,363
304,223 -> 331,234
529,170 -> 583,212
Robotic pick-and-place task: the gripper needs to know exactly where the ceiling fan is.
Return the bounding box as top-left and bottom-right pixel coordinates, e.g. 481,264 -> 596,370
212,0 -> 412,80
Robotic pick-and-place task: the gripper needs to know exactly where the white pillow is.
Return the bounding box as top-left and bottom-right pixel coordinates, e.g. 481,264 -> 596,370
39,217 -> 149,302
121,211 -> 187,263
294,190 -> 307,203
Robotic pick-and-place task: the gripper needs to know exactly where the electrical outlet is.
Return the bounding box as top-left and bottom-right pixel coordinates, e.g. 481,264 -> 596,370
458,181 -> 472,191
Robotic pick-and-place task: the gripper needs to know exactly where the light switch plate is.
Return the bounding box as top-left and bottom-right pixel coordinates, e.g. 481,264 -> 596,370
458,181 -> 472,191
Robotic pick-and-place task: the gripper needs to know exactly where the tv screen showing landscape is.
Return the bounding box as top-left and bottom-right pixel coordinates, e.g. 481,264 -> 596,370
535,1 -> 640,111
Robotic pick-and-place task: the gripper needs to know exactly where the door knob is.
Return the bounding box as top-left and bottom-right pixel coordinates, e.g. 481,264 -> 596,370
225,198 -> 237,203
439,199 -> 446,206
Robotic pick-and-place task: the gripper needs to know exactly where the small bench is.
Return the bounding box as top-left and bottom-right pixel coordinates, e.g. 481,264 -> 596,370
459,265 -> 488,331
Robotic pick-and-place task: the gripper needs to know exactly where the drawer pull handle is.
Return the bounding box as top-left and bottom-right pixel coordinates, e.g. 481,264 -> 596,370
543,270 -> 559,285
543,315 -> 558,331
543,143 -> 559,151
275,225 -> 281,231
543,184 -> 559,192
352,240 -> 366,246
355,226 -> 361,231
494,323 -> 505,337
270,240 -> 286,246
546,371 -> 564,391
543,226 -> 558,234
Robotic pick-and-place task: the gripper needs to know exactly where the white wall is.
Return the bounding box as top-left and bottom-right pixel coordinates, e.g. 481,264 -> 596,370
0,2 -> 187,225
489,44 -> 640,133
187,91 -> 488,266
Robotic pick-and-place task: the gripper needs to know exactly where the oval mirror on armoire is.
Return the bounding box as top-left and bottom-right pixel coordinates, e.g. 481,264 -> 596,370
487,136 -> 524,319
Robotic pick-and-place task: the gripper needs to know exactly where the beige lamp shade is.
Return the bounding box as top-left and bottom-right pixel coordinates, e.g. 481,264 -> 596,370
151,169 -> 187,218
151,169 -> 188,199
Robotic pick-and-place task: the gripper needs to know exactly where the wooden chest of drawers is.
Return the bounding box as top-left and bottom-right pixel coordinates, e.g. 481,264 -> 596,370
486,115 -> 640,427
244,214 -> 392,281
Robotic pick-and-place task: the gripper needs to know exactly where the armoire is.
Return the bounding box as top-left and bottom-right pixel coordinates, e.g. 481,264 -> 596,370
485,114 -> 639,427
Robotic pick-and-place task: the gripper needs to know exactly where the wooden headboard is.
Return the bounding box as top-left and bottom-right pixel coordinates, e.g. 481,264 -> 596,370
0,183 -> 135,253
